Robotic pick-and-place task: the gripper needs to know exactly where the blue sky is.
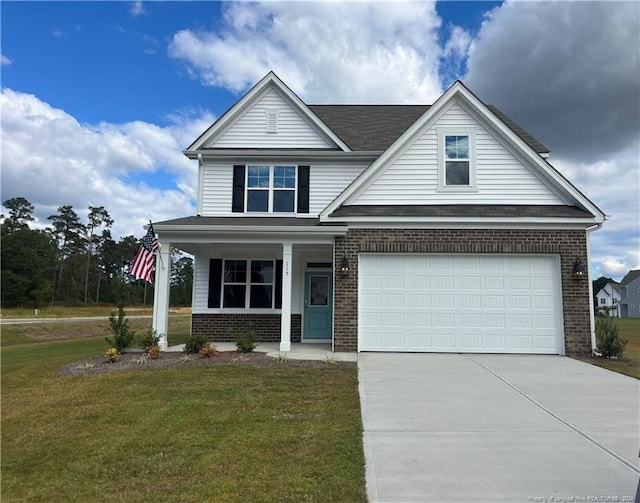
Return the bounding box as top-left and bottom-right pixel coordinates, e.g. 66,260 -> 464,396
1,1 -> 639,280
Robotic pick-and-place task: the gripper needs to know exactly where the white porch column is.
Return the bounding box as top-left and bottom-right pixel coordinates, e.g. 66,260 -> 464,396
152,242 -> 171,351
280,242 -> 293,352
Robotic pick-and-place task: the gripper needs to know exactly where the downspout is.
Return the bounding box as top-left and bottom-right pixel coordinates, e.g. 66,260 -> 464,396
586,219 -> 606,355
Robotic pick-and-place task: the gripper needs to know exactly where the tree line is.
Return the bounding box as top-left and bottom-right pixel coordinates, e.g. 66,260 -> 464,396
1,197 -> 192,308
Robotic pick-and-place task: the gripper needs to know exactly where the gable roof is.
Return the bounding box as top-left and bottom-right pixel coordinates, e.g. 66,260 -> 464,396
320,80 -> 605,222
620,269 -> 640,286
309,104 -> 550,154
597,282 -> 621,296
185,71 -> 351,154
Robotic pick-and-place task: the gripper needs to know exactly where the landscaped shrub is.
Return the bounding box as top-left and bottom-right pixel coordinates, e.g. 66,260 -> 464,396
235,330 -> 257,353
183,335 -> 208,354
199,344 -> 219,358
105,347 -> 121,363
137,329 -> 160,351
147,345 -> 161,359
105,305 -> 135,352
596,316 -> 627,358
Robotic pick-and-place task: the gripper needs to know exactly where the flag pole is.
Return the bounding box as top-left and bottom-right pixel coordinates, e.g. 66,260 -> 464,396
151,220 -> 165,270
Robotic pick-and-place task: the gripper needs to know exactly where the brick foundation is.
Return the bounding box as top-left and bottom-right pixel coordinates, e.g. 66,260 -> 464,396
191,313 -> 301,343
333,228 -> 591,356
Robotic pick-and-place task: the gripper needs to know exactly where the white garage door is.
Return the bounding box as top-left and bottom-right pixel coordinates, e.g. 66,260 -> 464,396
359,254 -> 563,354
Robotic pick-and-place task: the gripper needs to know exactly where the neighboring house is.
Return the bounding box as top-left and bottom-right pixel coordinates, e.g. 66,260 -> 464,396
618,270 -> 640,318
595,282 -> 621,317
152,72 -> 606,356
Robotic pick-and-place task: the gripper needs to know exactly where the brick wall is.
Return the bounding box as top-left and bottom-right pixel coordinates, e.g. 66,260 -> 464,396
192,313 -> 301,343
334,228 -> 591,356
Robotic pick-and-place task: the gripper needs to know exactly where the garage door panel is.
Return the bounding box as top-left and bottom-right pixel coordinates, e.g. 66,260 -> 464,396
483,276 -> 505,289
433,294 -> 455,308
359,254 -> 563,354
433,333 -> 456,349
410,333 -> 433,349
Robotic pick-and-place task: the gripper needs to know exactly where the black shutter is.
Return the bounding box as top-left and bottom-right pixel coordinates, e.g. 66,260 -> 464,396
208,259 -> 223,308
274,260 -> 283,309
232,165 -> 245,213
297,165 -> 310,213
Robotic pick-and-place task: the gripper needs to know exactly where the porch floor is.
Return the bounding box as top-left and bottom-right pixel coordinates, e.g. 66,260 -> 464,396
165,342 -> 357,362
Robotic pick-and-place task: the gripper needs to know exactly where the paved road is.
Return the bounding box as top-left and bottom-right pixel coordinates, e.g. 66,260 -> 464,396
359,353 -> 639,502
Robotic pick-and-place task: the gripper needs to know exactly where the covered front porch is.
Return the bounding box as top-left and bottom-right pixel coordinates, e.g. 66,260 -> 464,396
151,217 -> 348,352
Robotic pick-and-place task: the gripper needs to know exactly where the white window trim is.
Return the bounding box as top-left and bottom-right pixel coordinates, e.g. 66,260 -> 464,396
221,258 -> 277,310
437,127 -> 477,193
245,164 -> 298,214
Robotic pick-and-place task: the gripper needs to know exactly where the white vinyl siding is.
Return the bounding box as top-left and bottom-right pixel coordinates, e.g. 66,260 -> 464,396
209,88 -> 335,149
359,254 -> 564,354
350,101 -> 566,205
308,163 -> 368,215
200,162 -> 233,215
200,162 -> 366,217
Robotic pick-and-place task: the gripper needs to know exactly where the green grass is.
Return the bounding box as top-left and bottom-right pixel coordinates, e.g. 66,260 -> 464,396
1,305 -> 156,318
587,318 -> 640,379
1,315 -> 192,348
1,321 -> 366,502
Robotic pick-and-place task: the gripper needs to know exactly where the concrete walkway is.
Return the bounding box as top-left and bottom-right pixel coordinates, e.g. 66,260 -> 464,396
359,353 -> 639,502
166,342 -> 358,362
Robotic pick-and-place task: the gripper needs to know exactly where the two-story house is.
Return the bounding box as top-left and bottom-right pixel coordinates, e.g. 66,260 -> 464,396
152,72 -> 605,356
618,269 -> 640,318
595,282 -> 621,317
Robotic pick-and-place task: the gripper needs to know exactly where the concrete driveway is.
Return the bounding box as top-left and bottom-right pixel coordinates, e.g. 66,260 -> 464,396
358,354 -> 639,502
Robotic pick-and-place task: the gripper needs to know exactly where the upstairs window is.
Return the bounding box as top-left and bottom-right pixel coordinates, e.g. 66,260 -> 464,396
246,165 -> 296,213
437,127 -> 477,192
445,135 -> 470,185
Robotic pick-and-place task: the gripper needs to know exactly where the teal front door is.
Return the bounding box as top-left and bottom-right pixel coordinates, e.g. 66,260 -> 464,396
303,271 -> 333,340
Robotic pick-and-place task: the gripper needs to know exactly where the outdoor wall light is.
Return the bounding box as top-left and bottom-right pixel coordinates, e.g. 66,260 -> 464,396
572,256 -> 586,281
340,255 -> 350,277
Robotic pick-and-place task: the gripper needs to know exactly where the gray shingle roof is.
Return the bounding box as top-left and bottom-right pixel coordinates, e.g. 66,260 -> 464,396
154,216 -> 324,227
620,269 -> 640,286
308,105 -> 428,152
308,104 -> 550,154
329,205 -> 591,219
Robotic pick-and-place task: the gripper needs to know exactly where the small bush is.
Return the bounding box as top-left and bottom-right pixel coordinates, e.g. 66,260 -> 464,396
105,305 -> 135,352
183,335 -> 208,354
138,329 -> 161,351
596,316 -> 627,358
235,330 -> 257,353
147,345 -> 161,359
199,344 -> 219,358
105,347 -> 121,363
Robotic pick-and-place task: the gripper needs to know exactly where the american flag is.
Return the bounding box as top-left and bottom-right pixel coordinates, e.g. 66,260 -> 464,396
130,224 -> 159,283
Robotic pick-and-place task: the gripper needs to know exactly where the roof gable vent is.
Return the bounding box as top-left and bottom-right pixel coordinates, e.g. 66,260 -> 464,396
265,108 -> 279,134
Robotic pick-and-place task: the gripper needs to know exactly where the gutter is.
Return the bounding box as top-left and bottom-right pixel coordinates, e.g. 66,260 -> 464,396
183,149 -> 382,162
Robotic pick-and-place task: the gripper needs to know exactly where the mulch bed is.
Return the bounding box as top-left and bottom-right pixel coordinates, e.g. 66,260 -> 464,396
59,351 -> 354,376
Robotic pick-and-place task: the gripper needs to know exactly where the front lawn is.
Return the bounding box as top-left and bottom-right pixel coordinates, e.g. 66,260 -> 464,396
1,322 -> 366,502
586,317 -> 640,379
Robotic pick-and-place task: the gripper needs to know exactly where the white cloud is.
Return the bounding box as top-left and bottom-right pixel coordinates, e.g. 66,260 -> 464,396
1,54 -> 11,66
0,89 -> 213,239
169,1 -> 444,104
130,1 -> 146,18
465,1 -> 640,162
463,1 -> 640,281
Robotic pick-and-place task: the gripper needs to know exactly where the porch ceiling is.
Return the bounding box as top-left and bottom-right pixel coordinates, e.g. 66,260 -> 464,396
153,216 -> 347,253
